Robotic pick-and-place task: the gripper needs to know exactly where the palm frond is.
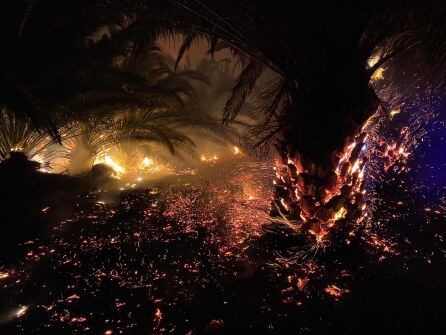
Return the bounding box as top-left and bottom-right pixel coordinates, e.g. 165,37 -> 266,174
174,30 -> 197,70
222,60 -> 264,122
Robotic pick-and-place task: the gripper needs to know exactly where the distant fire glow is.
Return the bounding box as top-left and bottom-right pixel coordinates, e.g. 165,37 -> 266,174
103,156 -> 125,174
200,154 -> 219,163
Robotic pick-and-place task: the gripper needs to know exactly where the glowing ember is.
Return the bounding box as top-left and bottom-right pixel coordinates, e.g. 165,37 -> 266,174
70,316 -> 87,324
153,308 -> 163,327
389,108 -> 401,118
371,67 -> 385,81
272,130 -> 369,245
324,285 -> 348,298
233,146 -> 241,155
334,207 -> 347,221
14,305 -> 28,318
0,272 -> 9,280
367,53 -> 380,68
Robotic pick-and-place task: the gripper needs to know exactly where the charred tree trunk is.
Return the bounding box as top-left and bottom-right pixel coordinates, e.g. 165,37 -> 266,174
272,129 -> 372,243
271,56 -> 379,244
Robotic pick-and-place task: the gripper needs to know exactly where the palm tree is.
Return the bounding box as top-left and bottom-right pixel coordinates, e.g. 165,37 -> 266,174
0,107 -> 53,161
4,1 -> 445,244
190,58 -> 262,128
120,0 -> 446,243
64,101 -> 239,175
59,34 -> 239,174
0,107 -> 75,170
1,1 -> 239,174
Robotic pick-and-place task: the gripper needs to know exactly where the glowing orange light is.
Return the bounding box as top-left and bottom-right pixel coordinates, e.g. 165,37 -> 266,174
14,306 -> 28,318
141,157 -> 154,167
200,154 -> 219,162
390,109 -> 401,118
0,272 -> 9,280
334,207 -> 347,221
371,67 -> 385,81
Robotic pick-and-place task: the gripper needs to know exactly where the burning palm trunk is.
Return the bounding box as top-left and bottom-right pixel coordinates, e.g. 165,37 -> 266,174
272,130 -> 370,244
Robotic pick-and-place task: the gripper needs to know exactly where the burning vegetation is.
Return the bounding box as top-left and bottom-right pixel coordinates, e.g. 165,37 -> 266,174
1,0 -> 446,333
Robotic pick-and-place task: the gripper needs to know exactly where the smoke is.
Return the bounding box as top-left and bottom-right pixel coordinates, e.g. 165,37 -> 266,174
66,143 -> 95,176
158,36 -> 277,161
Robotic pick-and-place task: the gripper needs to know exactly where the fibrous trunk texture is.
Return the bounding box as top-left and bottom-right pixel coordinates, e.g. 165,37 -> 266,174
272,130 -> 370,244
